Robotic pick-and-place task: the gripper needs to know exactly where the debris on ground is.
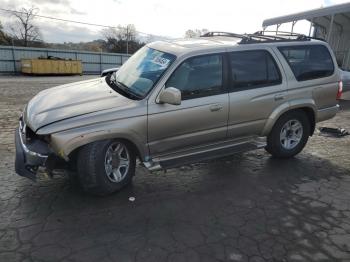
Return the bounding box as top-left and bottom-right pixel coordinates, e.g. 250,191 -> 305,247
128,197 -> 136,202
319,127 -> 349,137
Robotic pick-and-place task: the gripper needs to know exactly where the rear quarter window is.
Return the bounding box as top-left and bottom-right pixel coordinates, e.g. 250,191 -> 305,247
278,45 -> 334,81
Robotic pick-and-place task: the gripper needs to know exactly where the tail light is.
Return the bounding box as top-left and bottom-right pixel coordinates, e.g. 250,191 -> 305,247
337,81 -> 343,100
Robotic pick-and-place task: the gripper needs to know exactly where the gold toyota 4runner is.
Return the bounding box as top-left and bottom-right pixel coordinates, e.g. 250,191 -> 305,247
15,32 -> 342,195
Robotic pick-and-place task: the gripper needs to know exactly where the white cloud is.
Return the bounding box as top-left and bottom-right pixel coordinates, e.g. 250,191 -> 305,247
1,0 -> 349,43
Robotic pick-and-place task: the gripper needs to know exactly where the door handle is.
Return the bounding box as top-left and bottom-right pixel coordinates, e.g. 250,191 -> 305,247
210,104 -> 223,112
274,93 -> 285,101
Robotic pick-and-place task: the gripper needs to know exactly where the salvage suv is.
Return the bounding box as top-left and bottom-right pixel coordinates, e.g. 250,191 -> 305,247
15,32 -> 342,195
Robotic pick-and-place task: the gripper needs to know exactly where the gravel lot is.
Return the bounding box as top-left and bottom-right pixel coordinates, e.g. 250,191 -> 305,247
1,75 -> 350,262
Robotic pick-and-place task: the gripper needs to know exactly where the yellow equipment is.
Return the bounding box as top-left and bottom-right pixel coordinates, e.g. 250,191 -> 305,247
21,59 -> 82,75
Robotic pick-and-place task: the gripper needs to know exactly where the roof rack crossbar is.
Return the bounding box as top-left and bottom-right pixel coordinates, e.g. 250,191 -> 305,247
201,31 -> 248,39
255,30 -> 303,36
247,34 -> 286,41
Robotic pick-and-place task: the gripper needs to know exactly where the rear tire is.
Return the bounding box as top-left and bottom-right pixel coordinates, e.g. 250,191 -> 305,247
77,139 -> 136,196
265,110 -> 310,158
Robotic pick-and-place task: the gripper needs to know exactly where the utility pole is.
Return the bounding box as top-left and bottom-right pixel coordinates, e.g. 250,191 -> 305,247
126,25 -> 129,55
11,38 -> 16,74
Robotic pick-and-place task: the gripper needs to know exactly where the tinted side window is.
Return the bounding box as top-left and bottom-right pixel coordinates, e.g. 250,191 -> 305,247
278,45 -> 334,81
229,50 -> 282,90
165,54 -> 223,100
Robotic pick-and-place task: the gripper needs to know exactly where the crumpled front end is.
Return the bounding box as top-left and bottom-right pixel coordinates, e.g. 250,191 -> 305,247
14,116 -> 51,180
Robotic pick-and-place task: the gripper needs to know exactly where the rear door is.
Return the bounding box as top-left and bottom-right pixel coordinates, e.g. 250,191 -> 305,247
277,44 -> 338,110
227,48 -> 287,138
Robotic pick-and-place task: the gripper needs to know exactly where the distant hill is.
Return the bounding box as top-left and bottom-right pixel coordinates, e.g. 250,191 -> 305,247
47,39 -> 107,52
0,35 -> 174,54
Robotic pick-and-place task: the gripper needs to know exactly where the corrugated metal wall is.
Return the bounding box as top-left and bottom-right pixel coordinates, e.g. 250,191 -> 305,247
0,45 -> 131,74
314,25 -> 350,70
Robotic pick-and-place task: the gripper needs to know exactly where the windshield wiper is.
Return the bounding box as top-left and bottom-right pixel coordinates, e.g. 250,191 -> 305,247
107,75 -> 141,100
115,81 -> 142,100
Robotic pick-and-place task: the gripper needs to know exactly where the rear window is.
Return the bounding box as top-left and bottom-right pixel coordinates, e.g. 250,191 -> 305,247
278,45 -> 334,81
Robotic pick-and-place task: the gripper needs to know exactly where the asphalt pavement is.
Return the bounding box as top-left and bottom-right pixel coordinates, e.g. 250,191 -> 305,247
1,76 -> 350,262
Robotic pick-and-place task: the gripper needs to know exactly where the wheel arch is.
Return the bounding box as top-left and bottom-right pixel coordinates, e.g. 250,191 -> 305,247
262,100 -> 317,137
50,130 -> 148,162
68,136 -> 144,163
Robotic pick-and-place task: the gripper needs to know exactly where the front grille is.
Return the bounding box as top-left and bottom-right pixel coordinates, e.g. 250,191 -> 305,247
19,114 -> 51,146
19,116 -> 51,155
25,126 -> 36,142
19,116 -> 36,143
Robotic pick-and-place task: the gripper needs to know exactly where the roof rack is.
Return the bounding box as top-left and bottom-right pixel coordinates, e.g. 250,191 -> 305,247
255,31 -> 327,42
201,31 -> 326,44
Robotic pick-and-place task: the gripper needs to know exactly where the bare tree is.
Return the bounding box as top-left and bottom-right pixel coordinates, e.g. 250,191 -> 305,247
102,25 -> 137,42
0,21 -> 11,45
10,7 -> 41,47
101,24 -> 142,54
124,24 -> 136,54
101,26 -> 124,52
185,28 -> 209,38
102,26 -> 123,42
124,24 -> 137,41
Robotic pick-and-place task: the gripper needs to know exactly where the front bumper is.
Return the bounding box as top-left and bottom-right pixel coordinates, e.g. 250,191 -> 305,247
15,125 -> 49,180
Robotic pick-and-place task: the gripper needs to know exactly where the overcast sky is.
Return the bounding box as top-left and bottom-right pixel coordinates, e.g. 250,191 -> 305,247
0,0 -> 349,43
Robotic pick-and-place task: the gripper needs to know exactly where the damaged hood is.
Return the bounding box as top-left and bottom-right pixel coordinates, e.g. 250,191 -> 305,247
24,78 -> 135,132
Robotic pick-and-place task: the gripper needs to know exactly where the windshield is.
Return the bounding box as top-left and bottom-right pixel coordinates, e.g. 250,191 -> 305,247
107,46 -> 176,99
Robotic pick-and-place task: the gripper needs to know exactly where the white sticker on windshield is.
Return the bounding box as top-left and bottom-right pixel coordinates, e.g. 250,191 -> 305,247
152,56 -> 170,67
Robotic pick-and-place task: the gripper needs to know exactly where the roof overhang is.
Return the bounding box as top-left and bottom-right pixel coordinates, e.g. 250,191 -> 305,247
262,2 -> 350,27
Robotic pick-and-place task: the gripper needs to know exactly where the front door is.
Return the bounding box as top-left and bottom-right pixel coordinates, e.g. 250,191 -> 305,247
147,53 -> 229,156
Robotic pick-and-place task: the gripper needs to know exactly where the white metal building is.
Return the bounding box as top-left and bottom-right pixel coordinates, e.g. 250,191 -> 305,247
262,2 -> 350,70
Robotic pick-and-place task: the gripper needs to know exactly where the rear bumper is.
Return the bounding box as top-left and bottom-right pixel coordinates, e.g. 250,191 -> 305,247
15,127 -> 48,180
316,104 -> 340,122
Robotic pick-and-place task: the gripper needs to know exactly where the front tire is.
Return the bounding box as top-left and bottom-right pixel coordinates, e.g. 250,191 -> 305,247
266,110 -> 310,158
77,139 -> 136,196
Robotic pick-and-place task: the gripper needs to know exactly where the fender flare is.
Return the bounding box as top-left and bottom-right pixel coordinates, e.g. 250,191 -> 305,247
51,130 -> 148,161
261,99 -> 317,136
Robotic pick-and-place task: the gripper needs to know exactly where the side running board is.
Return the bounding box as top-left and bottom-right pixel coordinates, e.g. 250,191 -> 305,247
144,138 -> 266,171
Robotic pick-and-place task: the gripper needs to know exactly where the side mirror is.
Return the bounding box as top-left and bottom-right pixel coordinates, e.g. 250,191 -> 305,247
158,87 -> 181,105
100,67 -> 120,77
